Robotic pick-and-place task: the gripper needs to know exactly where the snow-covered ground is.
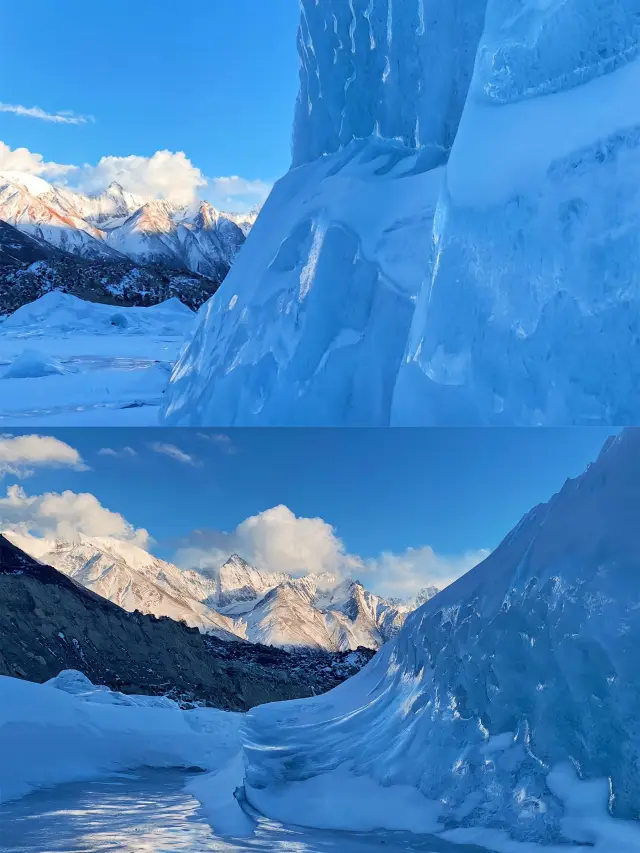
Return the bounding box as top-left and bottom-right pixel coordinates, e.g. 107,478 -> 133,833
0,292 -> 195,425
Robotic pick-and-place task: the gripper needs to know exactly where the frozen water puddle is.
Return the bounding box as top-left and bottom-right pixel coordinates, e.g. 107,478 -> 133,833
0,769 -> 488,853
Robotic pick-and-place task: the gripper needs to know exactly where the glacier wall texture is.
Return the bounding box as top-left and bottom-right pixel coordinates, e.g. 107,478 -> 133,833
160,0 -> 487,426
242,431 -> 640,845
292,0 -> 487,168
392,0 -> 640,425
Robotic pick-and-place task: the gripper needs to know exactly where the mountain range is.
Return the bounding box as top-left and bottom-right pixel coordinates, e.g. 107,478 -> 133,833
0,533 -> 375,710
4,531 -> 433,651
0,171 -> 257,315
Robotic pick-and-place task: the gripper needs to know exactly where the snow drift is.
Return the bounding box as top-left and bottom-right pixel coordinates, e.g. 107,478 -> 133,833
162,0 -> 640,426
240,431 -> 640,848
1,291 -> 195,338
0,673 -> 241,805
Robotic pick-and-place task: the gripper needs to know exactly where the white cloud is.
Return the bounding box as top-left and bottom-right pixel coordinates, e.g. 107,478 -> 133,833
197,433 -> 236,455
98,446 -> 137,459
175,505 -> 360,578
0,102 -> 92,125
0,434 -> 88,479
0,484 -> 150,547
0,141 -> 271,212
0,141 -> 73,179
149,442 -> 199,467
363,546 -> 489,600
173,504 -> 488,600
76,150 -> 207,206
207,176 -> 272,212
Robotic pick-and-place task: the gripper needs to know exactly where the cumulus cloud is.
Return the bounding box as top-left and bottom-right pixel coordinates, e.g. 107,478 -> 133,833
0,434 -> 88,479
0,484 -> 150,547
207,176 -> 272,212
0,141 -> 73,179
0,141 -> 270,211
172,504 -> 485,599
76,151 -> 207,206
98,447 -> 137,459
174,505 -> 360,578
363,546 -> 489,600
0,102 -> 93,125
149,443 -> 199,467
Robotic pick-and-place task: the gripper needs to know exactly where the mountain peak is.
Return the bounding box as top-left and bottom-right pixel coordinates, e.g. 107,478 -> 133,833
106,181 -> 125,194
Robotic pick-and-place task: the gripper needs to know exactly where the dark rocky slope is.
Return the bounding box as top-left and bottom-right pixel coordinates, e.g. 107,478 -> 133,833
0,535 -> 373,710
0,220 -> 221,316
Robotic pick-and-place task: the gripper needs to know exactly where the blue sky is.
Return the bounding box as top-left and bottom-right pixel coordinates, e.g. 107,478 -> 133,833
0,428 -> 618,598
0,0 -> 300,210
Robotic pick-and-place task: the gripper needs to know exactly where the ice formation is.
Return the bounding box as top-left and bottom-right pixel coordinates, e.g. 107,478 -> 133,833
161,0 -> 640,426
161,0 -> 485,426
392,0 -> 640,425
241,431 -> 640,847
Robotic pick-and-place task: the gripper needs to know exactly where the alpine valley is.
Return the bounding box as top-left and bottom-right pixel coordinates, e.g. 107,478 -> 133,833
2,530 -> 432,652
0,171 -> 257,316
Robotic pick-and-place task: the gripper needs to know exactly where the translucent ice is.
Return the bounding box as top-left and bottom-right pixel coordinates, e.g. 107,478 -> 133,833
393,0 -> 640,425
242,431 -> 640,846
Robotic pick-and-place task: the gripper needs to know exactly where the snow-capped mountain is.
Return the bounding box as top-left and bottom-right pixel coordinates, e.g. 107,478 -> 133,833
3,531 -> 415,651
0,170 -> 257,284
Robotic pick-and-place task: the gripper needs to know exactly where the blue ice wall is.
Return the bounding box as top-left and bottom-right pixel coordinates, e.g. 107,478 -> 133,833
292,0 -> 488,168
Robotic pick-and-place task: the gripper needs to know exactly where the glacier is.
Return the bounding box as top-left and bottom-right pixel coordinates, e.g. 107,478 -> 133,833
392,0 -> 640,425
239,430 -> 640,849
160,0 -> 484,426
161,0 -> 640,426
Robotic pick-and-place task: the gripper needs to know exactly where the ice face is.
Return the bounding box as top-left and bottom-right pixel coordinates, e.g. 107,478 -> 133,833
160,141 -> 443,426
161,0 -> 486,426
393,0 -> 640,425
293,0 -> 487,168
242,431 -> 640,844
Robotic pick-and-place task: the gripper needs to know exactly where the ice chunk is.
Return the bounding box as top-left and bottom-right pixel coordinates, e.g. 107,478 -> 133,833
2,349 -> 76,379
161,142 -> 442,426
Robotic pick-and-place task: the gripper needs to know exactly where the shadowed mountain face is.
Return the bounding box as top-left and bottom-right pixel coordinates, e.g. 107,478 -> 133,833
0,536 -> 374,711
6,532 -> 417,652
0,173 -> 258,316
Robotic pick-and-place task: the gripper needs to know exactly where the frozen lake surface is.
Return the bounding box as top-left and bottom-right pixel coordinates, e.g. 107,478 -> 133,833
0,769 -> 487,853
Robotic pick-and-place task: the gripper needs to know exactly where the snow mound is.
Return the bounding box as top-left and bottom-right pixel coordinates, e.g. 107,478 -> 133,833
241,431 -> 640,848
0,674 -> 242,804
2,349 -> 76,379
2,292 -> 195,338
45,669 -> 179,709
161,140 -> 442,426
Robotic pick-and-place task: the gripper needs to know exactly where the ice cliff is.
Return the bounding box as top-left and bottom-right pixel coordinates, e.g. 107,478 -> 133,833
162,0 -> 640,426
393,0 -> 640,425
241,430 -> 640,847
161,0 -> 485,426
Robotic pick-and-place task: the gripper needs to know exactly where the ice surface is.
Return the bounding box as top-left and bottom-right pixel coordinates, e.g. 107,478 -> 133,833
162,0 -> 640,426
161,141 -> 442,426
240,431 -> 640,848
161,0 -> 488,426
0,293 -> 193,425
2,349 -> 76,379
292,0 -> 487,168
393,3 -> 640,425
